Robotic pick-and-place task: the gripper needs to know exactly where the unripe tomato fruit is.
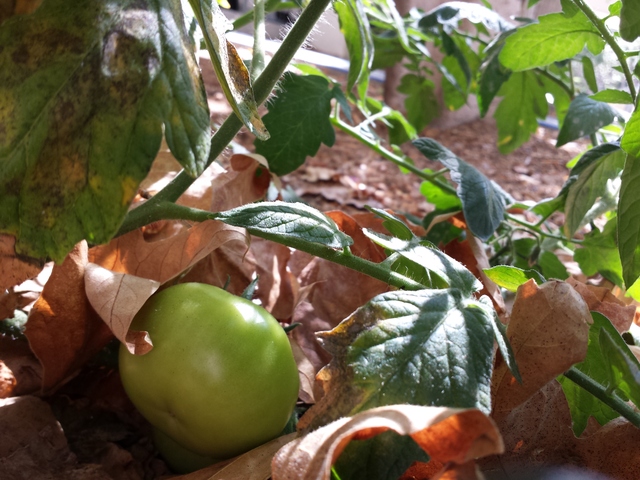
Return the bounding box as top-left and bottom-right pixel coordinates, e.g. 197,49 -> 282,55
118,283 -> 299,467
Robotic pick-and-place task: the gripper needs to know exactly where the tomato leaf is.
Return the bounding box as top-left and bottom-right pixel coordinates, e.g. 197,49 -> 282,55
499,11 -> 605,71
300,288 -> 501,433
590,89 -> 634,104
618,154 -> 640,287
334,0 -> 374,96
477,32 -> 513,117
0,0 -> 211,262
413,138 -> 511,240
557,94 -> 617,147
188,0 -> 268,140
493,71 -> 548,154
620,0 -> 640,42
213,201 -> 353,250
574,217 -> 624,288
559,312 -> 640,436
254,73 -> 336,176
581,56 -> 598,93
418,2 -> 512,32
563,143 -> 625,236
397,74 -> 439,133
483,265 -> 546,292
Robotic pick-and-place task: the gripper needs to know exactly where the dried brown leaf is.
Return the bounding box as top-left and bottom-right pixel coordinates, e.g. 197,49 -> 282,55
25,242 -> 112,392
0,336 -> 42,397
173,433 -> 296,480
0,361 -> 16,398
89,220 -> 246,284
211,154 -> 272,212
84,264 -> 161,354
272,405 -> 503,480
567,277 -> 636,333
0,234 -> 45,291
492,280 -> 592,416
290,337 -> 317,404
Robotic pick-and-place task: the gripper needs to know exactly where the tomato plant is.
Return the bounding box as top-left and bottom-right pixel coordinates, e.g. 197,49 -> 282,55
118,283 -> 299,465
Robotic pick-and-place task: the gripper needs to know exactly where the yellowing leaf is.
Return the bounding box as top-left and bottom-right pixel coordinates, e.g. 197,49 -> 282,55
272,405 -> 503,480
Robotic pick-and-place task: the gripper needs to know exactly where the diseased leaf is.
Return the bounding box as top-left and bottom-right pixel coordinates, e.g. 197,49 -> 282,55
618,154 -> 640,287
213,201 -> 353,250
298,288 -> 498,433
188,0 -> 268,140
0,0 -> 211,262
557,94 -> 617,147
493,71 -> 548,154
590,89 -> 634,105
499,11 -> 604,71
620,0 -> 640,42
334,0 -> 374,96
413,138 -> 511,240
273,405 -> 503,480
492,280 -> 592,416
254,73 -> 336,175
483,265 -> 546,292
563,143 -> 625,236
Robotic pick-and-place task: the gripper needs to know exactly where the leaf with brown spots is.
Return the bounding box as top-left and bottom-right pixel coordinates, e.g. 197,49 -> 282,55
272,405 -> 503,480
0,0 -> 210,262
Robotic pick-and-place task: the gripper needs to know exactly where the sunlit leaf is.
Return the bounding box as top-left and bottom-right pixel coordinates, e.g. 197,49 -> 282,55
483,265 -> 545,292
557,94 -> 616,147
0,0 -> 211,261
618,154 -> 640,288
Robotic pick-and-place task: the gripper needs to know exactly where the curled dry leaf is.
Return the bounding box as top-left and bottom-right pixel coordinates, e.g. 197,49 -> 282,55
272,405 -> 503,480
567,277 -> 636,333
24,242 -> 113,392
173,432 -> 296,480
211,154 -> 272,212
84,264 -> 160,355
290,337 -> 317,404
492,279 -> 592,416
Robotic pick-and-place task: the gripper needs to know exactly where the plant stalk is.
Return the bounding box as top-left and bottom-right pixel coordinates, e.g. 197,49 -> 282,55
563,367 -> 640,428
133,201 -> 427,291
117,0 -> 332,236
572,0 -> 637,101
251,0 -> 266,80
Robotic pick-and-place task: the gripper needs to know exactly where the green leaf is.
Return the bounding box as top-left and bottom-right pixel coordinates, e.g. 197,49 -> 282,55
557,94 -> 617,147
560,312 -> 640,436
189,0 -> 268,140
366,207 -> 414,241
609,1 -> 623,16
618,154 -> 640,287
477,32 -> 513,117
574,217 -> 624,287
366,97 -> 417,145
363,231 -> 481,294
0,0 -> 211,261
317,289 -> 498,416
563,143 -> 625,236
254,73 -> 336,175
621,107 -> 640,158
213,201 -> 353,250
371,33 -> 406,70
589,89 -> 634,104
334,0 -> 374,95
483,265 -> 546,292
494,71 -> 548,154
538,251 -> 569,280
413,138 -> 511,240
418,2 -> 512,32
620,0 -> 640,42
499,12 -> 605,71
397,74 -> 439,133
441,55 -> 469,111
581,56 -> 598,92
419,179 -> 462,211
334,432 -> 429,480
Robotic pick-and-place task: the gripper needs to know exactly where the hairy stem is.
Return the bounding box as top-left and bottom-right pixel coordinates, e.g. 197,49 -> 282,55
251,0 -> 266,80
563,367 -> 640,428
117,0 -> 331,236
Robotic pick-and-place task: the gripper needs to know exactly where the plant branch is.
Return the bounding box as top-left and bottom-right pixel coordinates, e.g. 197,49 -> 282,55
331,115 -> 458,195
117,0 -> 332,236
251,0 -> 267,80
138,201 -> 427,291
563,367 -> 640,428
572,0 -> 637,101
506,213 -> 583,244
535,67 -> 574,98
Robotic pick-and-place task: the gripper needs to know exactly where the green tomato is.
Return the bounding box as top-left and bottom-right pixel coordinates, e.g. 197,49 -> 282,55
151,427 -> 220,474
119,283 -> 299,464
